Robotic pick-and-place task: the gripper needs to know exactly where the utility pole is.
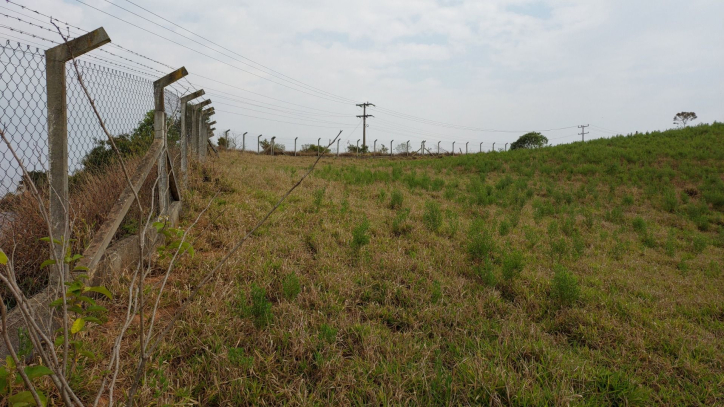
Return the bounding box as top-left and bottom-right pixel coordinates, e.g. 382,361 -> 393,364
356,101 -> 375,152
578,124 -> 589,142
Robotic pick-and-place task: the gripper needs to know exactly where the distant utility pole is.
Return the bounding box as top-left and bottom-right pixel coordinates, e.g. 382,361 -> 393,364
579,124 -> 589,142
356,101 -> 375,152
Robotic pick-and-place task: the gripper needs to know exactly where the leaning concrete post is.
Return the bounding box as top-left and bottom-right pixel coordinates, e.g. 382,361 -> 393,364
180,89 -> 204,189
45,27 -> 110,285
153,67 -> 188,215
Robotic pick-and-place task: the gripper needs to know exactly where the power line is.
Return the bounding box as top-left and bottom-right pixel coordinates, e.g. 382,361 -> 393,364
117,0 -> 357,104
356,102 -> 375,149
72,0 -> 356,105
578,124 -> 589,142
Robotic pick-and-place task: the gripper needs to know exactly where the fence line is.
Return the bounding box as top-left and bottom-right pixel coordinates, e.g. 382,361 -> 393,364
0,28 -> 216,307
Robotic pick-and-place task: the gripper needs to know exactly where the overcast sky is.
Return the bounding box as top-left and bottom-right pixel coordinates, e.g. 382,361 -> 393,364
5,0 -> 724,152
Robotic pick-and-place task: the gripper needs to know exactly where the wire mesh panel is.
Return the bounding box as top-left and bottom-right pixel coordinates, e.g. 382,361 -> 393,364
0,41 -> 48,198
0,41 -> 50,305
66,60 -> 155,174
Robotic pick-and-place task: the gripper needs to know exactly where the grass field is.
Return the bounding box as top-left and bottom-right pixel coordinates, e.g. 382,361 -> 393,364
82,123 -> 724,405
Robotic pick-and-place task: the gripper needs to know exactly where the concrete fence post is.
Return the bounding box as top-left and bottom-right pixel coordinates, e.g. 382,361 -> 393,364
180,89 -> 204,189
337,139 -> 340,157
452,142 -> 455,156
480,142 -> 483,153
294,137 -> 298,156
505,143 -> 508,151
492,142 -> 495,152
45,27 -> 110,286
192,100 -> 211,160
466,142 -> 469,155
258,134 -> 262,154
438,141 -> 441,154
356,139 -> 360,158
390,140 -> 393,157
406,140 -> 410,156
318,138 -> 321,157
200,107 -> 214,161
153,67 -> 188,215
242,132 -> 247,151
271,136 -> 276,156
374,139 -> 377,155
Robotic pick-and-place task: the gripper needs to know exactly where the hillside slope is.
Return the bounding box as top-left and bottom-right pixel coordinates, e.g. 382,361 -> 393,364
87,123 -> 724,405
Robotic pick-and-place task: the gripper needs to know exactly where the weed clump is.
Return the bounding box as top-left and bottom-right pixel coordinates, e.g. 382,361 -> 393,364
318,323 -> 338,344
422,201 -> 443,232
241,284 -> 273,328
501,250 -> 524,281
312,187 -> 325,210
351,219 -> 371,252
392,208 -> 411,236
389,189 -> 404,210
467,220 -> 496,263
550,265 -> 580,307
282,272 -> 301,300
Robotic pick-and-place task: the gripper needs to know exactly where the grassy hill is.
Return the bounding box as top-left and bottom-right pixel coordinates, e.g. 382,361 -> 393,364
88,123 -> 723,405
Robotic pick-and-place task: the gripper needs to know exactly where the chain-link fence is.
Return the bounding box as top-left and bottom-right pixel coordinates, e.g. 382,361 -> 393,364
1,39 -> 192,304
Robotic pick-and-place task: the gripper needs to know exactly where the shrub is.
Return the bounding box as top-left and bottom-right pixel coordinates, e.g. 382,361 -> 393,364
422,201 -> 443,232
351,219 -> 371,251
498,219 -> 511,237
665,230 -> 677,257
242,284 -> 273,328
632,217 -> 647,234
661,189 -> 678,213
392,208 -> 411,236
389,189 -> 404,210
467,220 -> 496,263
621,194 -> 634,206
476,260 -> 497,287
692,234 -> 709,254
550,265 -> 580,306
282,272 -> 301,300
312,187 -> 325,210
444,209 -> 460,237
501,250 -> 524,281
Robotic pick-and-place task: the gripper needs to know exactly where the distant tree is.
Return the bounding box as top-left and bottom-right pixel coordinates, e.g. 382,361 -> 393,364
218,136 -> 229,149
379,144 -> 389,154
394,143 -> 408,154
673,112 -> 697,128
300,144 -> 330,154
259,138 -> 285,154
510,132 -> 548,150
347,144 -> 369,154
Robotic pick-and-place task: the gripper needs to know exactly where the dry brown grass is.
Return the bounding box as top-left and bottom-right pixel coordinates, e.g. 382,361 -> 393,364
70,132 -> 724,405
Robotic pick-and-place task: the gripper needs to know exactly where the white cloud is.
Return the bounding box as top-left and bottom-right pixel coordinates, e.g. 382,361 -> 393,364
3,0 -> 723,148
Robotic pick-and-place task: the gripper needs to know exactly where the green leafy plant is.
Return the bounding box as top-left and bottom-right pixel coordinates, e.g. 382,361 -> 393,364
153,221 -> 195,260
550,265 -> 580,307
467,220 -> 496,263
312,187 -> 326,211
392,208 -> 411,236
422,201 -> 443,232
351,219 -> 371,253
389,189 -> 404,210
282,272 -> 301,300
501,250 -> 524,282
241,284 -> 273,328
